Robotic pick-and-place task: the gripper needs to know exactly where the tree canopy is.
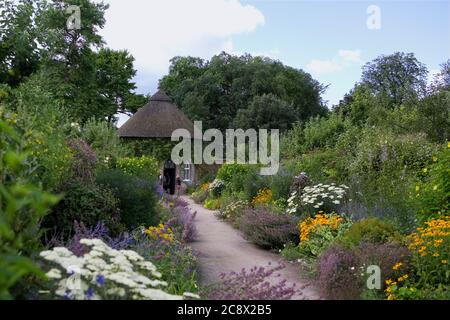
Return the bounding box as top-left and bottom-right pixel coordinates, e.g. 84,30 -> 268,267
0,0 -> 145,123
361,52 -> 428,107
159,52 -> 327,131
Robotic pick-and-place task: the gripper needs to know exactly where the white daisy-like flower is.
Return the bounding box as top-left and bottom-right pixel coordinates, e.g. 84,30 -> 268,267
46,268 -> 62,279
183,292 -> 201,299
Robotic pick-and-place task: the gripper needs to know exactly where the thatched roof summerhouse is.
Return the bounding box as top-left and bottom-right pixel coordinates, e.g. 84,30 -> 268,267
117,90 -> 213,194
118,90 -> 195,138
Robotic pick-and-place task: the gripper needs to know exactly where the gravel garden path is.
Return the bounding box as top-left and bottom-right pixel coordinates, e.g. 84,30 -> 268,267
183,196 -> 321,300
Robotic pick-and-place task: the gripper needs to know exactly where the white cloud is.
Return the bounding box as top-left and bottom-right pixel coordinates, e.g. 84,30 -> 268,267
338,49 -> 361,63
99,0 -> 265,75
306,59 -> 342,74
306,49 -> 362,75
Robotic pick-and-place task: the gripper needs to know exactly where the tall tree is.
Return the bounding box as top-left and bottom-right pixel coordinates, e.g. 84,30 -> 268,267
159,52 -> 326,130
0,0 -> 40,87
361,52 -> 428,107
234,93 -> 296,131
34,0 -> 108,121
431,59 -> 450,91
94,48 -> 145,121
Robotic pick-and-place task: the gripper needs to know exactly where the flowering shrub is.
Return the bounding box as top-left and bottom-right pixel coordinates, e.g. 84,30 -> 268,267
413,146 -> 450,223
171,204 -> 198,243
208,179 -> 226,198
40,238 -> 196,300
385,216 -> 450,300
339,217 -> 401,247
251,188 -> 273,206
0,120 -> 61,299
217,200 -> 248,227
240,207 -> 299,249
317,243 -> 411,300
203,263 -> 297,300
204,198 -> 221,210
200,183 -> 210,191
116,156 -> 159,182
145,224 -> 174,243
192,189 -> 208,204
286,183 -> 349,216
298,213 -> 352,258
131,230 -> 198,295
47,221 -> 134,257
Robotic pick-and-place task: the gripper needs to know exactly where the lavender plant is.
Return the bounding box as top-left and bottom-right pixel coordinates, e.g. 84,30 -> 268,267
204,263 -> 297,300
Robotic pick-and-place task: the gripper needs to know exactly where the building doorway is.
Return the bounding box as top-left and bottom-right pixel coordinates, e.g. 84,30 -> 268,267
163,160 -> 176,195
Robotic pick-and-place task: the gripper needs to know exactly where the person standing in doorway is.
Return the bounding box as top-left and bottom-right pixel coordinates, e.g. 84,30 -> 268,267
163,172 -> 171,194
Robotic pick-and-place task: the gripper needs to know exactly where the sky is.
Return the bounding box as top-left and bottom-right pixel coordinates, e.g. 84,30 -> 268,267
96,0 -> 450,126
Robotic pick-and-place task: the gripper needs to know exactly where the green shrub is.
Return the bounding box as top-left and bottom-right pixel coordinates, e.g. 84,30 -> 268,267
297,213 -> 353,259
43,181 -> 122,238
347,128 -> 438,229
216,163 -> 259,194
217,199 -> 248,227
280,242 -> 304,261
288,149 -> 347,184
209,179 -> 226,198
266,168 -> 294,201
116,155 -> 159,182
339,217 -> 401,247
2,94 -> 74,191
240,207 -> 299,250
302,114 -> 348,151
96,169 -> 159,228
204,198 -> 221,210
192,189 -> 208,204
67,138 -> 97,183
413,145 -> 450,223
81,118 -> 130,166
0,119 -> 60,299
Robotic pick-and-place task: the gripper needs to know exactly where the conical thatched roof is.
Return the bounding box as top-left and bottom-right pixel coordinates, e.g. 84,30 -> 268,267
118,90 -> 195,138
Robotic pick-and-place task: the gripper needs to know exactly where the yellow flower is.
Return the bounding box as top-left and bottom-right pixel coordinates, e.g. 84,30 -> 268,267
422,168 -> 428,173
392,262 -> 402,270
397,274 -> 408,282
251,188 -> 273,206
442,260 -> 448,264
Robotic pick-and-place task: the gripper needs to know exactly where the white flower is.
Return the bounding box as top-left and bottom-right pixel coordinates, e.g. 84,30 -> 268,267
183,292 -> 200,299
106,287 -> 126,297
332,200 -> 341,205
46,268 -> 62,279
132,288 -> 183,300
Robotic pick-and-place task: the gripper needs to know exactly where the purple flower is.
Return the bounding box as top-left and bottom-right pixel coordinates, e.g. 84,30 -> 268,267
203,263 -> 297,300
86,287 -> 94,299
96,275 -> 105,286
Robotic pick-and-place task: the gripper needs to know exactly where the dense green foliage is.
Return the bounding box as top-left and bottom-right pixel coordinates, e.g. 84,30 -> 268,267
96,169 -> 160,229
0,119 -> 59,299
159,53 -> 327,130
0,0 -> 145,123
